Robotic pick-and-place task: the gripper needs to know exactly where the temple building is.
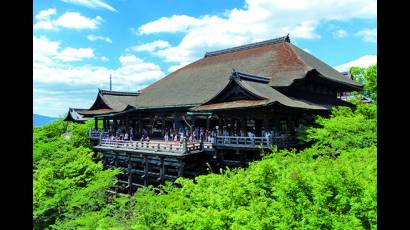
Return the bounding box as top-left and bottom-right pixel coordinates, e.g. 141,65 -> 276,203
65,35 -> 362,193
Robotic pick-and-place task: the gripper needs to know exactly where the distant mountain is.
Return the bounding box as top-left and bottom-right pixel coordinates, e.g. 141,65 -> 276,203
33,114 -> 59,127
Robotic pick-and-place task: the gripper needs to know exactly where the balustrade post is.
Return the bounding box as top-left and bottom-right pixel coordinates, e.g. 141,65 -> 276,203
183,137 -> 188,153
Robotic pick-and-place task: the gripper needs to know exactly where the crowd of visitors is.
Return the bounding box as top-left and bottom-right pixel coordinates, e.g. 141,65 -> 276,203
94,125 -> 280,144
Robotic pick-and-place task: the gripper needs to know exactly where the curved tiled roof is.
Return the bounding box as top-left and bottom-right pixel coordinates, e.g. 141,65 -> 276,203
64,108 -> 87,122
134,36 -> 361,110
88,89 -> 140,112
78,36 -> 361,117
192,73 -> 332,112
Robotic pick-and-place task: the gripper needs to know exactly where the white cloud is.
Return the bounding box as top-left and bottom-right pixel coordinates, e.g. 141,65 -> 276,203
34,55 -> 164,90
355,28 -> 377,43
33,36 -> 95,63
35,8 -> 56,20
137,0 -> 376,67
138,15 -> 204,34
60,0 -> 117,12
101,56 -> 109,61
87,34 -> 112,43
34,11 -> 102,31
334,55 -> 377,72
333,29 -> 348,38
55,12 -> 102,29
33,36 -> 165,90
55,47 -> 94,61
129,40 -> 171,52
33,47 -> 165,116
33,21 -> 57,31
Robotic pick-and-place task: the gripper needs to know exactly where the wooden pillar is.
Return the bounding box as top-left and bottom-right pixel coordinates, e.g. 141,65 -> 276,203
240,118 -> 247,136
159,157 -> 164,184
115,153 -> 119,167
143,155 -> 148,186
218,117 -> 223,136
173,113 -> 178,130
219,151 -> 224,168
183,137 -> 188,153
102,153 -> 108,169
263,116 -> 269,131
149,116 -> 153,135
178,160 -> 185,177
137,117 -> 142,138
126,116 -> 129,130
161,116 -> 165,136
113,119 -> 118,130
94,117 -> 98,129
206,117 -> 210,130
128,154 -> 132,194
239,150 -> 247,167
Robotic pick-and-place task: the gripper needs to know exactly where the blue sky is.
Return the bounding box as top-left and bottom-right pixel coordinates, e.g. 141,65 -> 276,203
33,0 -> 377,117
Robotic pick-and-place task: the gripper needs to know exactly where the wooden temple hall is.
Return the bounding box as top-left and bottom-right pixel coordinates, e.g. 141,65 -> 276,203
64,35 -> 362,194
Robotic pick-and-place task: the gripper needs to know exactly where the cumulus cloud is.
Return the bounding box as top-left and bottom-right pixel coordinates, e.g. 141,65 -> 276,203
355,28 -> 377,43
35,8 -> 56,20
34,36 -> 164,86
34,11 -> 102,31
55,48 -> 94,61
129,40 -> 171,52
334,55 -> 377,72
138,15 -> 204,34
60,0 -> 117,12
87,34 -> 112,43
137,0 -> 377,67
33,36 -> 94,63
55,12 -> 102,29
33,36 -> 165,116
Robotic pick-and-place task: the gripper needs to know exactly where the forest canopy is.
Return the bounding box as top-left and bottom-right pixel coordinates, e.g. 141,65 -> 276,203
33,65 -> 377,229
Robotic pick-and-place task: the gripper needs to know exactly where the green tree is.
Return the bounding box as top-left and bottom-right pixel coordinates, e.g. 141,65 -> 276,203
350,64 -> 377,103
33,105 -> 377,229
33,119 -> 120,229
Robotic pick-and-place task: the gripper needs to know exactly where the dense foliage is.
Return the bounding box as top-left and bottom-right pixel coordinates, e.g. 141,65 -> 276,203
105,104 -> 376,230
350,64 -> 377,103
33,120 -> 121,229
34,64 -> 377,229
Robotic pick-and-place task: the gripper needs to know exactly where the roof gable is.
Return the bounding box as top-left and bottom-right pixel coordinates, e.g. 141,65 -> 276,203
64,108 -> 87,122
285,44 -> 363,89
88,89 -> 140,112
203,70 -> 268,105
89,91 -> 111,110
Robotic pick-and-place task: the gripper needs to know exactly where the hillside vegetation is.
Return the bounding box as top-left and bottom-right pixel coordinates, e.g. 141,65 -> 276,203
33,102 -> 376,229
33,65 -> 377,229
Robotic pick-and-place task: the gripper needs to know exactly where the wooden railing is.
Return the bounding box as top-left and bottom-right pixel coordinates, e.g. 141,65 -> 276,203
88,129 -> 109,139
98,139 -> 203,154
215,135 -> 295,148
